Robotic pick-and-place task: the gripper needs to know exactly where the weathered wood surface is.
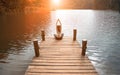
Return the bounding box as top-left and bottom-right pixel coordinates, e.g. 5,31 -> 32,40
25,37 -> 98,75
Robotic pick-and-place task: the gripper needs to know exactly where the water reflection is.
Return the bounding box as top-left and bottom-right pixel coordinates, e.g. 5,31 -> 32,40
0,12 -> 51,52
0,12 -> 51,75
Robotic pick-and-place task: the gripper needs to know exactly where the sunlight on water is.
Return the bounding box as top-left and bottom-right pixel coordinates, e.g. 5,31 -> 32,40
50,10 -> 95,37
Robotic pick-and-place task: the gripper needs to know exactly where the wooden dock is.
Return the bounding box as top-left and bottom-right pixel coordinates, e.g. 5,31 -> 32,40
25,37 -> 98,75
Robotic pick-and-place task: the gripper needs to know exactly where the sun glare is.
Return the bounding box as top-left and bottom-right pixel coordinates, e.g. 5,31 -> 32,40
53,0 -> 60,5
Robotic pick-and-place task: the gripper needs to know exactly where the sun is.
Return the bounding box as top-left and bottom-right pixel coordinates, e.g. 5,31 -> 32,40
53,0 -> 60,5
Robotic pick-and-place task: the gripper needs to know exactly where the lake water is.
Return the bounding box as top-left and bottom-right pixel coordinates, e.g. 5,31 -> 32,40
0,10 -> 120,75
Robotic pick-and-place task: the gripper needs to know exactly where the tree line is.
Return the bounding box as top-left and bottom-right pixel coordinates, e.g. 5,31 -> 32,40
0,0 -> 120,14
94,0 -> 120,11
0,0 -> 27,13
0,0 -> 47,14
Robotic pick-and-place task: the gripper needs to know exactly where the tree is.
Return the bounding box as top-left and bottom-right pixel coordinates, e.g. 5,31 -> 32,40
0,0 -> 31,14
94,0 -> 120,11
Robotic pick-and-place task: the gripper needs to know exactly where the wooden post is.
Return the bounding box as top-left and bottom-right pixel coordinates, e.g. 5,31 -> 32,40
73,29 -> 77,41
41,30 -> 45,41
81,39 -> 87,56
33,40 -> 39,57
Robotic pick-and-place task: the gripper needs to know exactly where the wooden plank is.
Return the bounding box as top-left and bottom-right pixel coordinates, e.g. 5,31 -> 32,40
32,59 -> 90,63
34,57 -> 89,60
28,65 -> 95,70
27,69 -> 97,73
38,56 -> 86,58
25,37 -> 98,75
25,73 -> 97,75
30,62 -> 92,66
